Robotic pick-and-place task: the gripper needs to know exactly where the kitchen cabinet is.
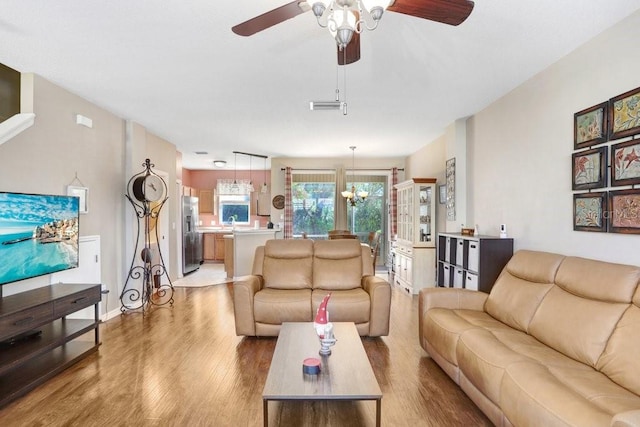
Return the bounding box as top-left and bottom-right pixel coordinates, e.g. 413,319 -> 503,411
214,233 -> 227,260
393,178 -> 437,294
203,233 -> 216,260
202,232 -> 231,262
198,189 -> 213,214
437,233 -> 513,293
224,236 -> 234,279
182,186 -> 196,197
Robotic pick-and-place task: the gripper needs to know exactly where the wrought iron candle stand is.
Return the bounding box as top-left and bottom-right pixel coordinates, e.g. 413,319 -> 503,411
120,159 -> 174,312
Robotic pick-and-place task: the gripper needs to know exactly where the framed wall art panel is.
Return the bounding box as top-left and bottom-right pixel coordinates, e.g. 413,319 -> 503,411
67,185 -> 88,214
574,102 -> 608,149
609,86 -> 640,141
608,189 -> 640,234
611,139 -> 640,187
572,146 -> 607,190
573,192 -> 607,232
445,158 -> 455,221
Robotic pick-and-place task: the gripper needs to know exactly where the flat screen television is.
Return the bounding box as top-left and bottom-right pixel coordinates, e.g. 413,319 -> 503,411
0,192 -> 80,286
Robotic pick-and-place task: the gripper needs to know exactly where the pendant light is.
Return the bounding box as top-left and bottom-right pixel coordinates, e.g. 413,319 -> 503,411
247,155 -> 255,193
261,156 -> 269,194
231,152 -> 239,194
341,146 -> 368,206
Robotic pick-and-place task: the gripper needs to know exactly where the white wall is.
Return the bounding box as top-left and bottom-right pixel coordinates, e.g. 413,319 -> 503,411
0,74 -> 126,302
467,11 -> 640,265
405,135 -> 447,237
0,73 -> 180,304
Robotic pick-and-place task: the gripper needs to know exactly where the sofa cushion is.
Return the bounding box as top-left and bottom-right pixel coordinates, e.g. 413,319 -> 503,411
485,250 -> 563,333
597,304 -> 640,396
423,308 -> 511,367
555,256 -> 640,303
528,286 -> 629,368
500,359 -> 640,427
312,288 -> 370,324
457,328 -> 533,406
548,364 -> 640,416
263,239 -> 313,290
528,256 -> 640,370
313,239 -> 363,290
254,288 -> 312,324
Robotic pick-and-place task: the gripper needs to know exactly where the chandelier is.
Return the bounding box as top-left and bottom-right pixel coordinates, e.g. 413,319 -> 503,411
342,146 -> 368,206
308,0 -> 391,49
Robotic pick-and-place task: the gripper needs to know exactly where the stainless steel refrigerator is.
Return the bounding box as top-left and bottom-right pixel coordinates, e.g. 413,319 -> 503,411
182,196 -> 202,275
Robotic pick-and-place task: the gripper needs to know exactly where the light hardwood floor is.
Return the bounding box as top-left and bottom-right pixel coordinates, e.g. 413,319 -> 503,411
0,267 -> 491,426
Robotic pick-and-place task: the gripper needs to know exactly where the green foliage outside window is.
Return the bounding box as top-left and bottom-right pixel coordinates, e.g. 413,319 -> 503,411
292,182 -> 335,236
347,182 -> 385,239
292,180 -> 386,240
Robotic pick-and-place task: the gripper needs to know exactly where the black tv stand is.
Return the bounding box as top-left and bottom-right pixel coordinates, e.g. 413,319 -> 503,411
0,283 -> 101,407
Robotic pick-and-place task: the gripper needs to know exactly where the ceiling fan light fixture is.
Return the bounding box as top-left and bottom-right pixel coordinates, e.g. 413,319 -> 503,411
232,0 -> 475,64
308,0 -> 328,18
329,7 -> 356,46
360,0 -> 391,13
367,6 -> 384,22
336,27 -> 354,47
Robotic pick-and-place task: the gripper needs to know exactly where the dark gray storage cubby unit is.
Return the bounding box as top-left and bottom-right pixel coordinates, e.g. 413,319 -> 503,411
437,233 -> 513,293
0,283 -> 101,407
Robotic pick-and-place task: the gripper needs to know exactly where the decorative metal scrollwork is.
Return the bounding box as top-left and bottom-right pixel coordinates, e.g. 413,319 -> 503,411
120,158 -> 174,312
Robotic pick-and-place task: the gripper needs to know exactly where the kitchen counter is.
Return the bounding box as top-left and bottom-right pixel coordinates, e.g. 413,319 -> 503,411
198,227 -> 277,233
225,229 -> 278,278
199,227 -> 281,273
198,227 -> 233,233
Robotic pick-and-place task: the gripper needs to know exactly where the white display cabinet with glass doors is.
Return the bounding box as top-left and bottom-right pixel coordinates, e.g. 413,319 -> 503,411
393,178 -> 437,294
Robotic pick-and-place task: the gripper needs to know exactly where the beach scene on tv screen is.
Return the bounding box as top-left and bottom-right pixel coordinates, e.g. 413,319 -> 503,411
0,192 -> 79,285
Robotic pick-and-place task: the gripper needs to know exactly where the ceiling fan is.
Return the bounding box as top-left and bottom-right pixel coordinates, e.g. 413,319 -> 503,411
232,0 -> 475,65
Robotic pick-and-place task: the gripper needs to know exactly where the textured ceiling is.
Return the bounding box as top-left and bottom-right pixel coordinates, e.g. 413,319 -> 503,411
2,1 -> 640,169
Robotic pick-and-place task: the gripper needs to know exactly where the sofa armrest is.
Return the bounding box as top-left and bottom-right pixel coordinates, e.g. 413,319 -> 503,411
362,276 -> 391,336
612,410 -> 640,427
232,275 -> 263,336
418,288 -> 488,345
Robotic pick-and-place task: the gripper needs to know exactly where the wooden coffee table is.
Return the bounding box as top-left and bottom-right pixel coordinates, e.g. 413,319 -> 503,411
262,322 -> 382,426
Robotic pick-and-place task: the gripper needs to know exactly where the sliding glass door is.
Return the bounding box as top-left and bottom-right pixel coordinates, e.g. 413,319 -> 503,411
346,175 -> 387,268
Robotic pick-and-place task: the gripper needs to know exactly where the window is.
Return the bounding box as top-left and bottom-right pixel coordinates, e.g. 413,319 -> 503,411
218,195 -> 250,225
292,172 -> 336,238
346,178 -> 386,235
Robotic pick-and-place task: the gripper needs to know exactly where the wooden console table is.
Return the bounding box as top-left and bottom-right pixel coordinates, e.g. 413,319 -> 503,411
0,283 -> 101,407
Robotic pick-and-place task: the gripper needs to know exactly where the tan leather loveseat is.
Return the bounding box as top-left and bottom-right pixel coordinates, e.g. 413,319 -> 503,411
420,250 -> 640,427
233,238 -> 391,337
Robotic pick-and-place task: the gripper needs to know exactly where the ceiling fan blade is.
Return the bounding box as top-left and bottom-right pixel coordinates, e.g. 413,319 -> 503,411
232,1 -> 309,36
388,0 -> 474,26
337,32 -> 361,65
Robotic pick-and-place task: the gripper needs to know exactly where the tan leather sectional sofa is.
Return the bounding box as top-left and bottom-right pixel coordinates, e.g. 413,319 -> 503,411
420,250 -> 640,427
233,238 -> 391,337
